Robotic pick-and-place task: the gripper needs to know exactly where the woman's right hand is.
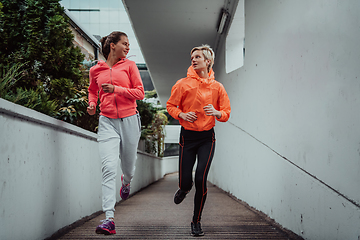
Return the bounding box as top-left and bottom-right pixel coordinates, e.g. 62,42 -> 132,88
87,103 -> 96,115
179,112 -> 197,122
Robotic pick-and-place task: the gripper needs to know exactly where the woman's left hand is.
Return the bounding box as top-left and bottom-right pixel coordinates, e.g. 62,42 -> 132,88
101,83 -> 115,93
203,104 -> 222,119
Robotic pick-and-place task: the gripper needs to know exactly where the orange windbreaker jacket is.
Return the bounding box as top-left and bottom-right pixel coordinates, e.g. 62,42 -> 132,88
166,66 -> 231,131
88,59 -> 144,119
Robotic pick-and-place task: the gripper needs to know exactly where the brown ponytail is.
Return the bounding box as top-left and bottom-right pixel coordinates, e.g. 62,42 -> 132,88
100,31 -> 128,60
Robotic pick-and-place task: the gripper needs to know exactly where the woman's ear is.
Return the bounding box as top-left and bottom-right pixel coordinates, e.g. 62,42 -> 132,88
206,59 -> 211,66
110,42 -> 115,50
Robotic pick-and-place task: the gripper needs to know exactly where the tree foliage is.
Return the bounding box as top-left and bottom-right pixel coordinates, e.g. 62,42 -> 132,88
0,0 -> 168,143
137,97 -> 168,157
0,0 -> 88,119
0,0 -> 83,85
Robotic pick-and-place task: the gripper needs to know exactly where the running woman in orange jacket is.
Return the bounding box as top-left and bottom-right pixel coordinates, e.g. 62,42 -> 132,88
167,44 -> 231,237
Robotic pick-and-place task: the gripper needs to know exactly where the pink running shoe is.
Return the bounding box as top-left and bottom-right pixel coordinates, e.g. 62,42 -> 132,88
95,219 -> 116,235
120,174 -> 130,200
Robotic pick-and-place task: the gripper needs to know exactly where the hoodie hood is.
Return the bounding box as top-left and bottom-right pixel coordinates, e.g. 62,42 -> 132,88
187,66 -> 215,84
95,58 -> 129,69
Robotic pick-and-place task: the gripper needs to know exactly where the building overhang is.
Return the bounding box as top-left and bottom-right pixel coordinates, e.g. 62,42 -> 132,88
122,0 -> 239,106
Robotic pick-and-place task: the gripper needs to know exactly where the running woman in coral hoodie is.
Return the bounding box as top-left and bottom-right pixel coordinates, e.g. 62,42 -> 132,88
167,44 -> 231,237
87,31 -> 144,235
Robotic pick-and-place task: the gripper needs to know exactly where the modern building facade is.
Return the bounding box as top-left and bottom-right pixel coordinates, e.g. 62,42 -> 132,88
63,8 -> 104,62
61,0 -> 145,64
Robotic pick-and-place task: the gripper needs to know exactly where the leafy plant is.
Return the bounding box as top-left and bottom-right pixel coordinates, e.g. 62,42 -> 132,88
57,88 -> 88,123
147,110 -> 168,157
144,89 -> 158,99
14,86 -> 59,116
137,93 -> 168,157
136,99 -> 157,132
0,62 -> 26,99
0,62 -> 59,116
0,0 -> 84,118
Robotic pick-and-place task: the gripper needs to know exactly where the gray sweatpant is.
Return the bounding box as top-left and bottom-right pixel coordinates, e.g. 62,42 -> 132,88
97,114 -> 141,219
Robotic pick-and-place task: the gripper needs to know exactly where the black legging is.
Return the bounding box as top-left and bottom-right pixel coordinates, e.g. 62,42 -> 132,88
178,127 -> 216,223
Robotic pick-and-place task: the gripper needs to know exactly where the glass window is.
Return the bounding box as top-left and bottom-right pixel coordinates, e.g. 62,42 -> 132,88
226,0 -> 245,73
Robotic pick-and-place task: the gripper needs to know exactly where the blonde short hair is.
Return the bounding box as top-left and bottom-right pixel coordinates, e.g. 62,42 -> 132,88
190,44 -> 215,72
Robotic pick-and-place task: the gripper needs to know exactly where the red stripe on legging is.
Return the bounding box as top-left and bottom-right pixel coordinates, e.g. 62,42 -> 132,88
196,135 -> 215,222
179,135 -> 184,188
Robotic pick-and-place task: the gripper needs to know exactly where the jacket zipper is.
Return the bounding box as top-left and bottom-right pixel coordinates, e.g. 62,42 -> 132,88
110,68 -> 120,118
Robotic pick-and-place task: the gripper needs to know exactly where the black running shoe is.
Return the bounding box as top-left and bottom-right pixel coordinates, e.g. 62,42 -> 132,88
174,189 -> 188,204
191,222 -> 204,237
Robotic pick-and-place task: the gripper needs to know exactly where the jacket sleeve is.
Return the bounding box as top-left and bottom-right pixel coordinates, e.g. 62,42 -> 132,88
88,68 -> 99,106
217,83 -> 231,122
166,82 -> 182,120
114,62 -> 145,100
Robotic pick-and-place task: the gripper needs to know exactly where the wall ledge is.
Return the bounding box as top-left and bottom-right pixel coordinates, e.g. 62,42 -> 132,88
0,98 -> 98,141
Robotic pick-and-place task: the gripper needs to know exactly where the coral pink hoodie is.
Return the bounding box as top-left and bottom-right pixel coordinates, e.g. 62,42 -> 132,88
88,59 -> 144,119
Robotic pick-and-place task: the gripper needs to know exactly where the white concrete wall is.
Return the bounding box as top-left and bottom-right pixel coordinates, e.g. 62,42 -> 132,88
164,125 -> 181,144
161,156 -> 178,176
209,1 -> 360,240
0,98 -> 176,240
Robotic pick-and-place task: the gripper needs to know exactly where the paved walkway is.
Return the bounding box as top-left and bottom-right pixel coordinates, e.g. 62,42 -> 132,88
55,173 -> 302,239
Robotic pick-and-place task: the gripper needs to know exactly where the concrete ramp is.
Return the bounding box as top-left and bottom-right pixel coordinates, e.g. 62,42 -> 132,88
55,173 -> 302,239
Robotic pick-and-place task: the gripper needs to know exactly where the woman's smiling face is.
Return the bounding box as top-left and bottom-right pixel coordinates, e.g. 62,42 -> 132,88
112,36 -> 130,59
